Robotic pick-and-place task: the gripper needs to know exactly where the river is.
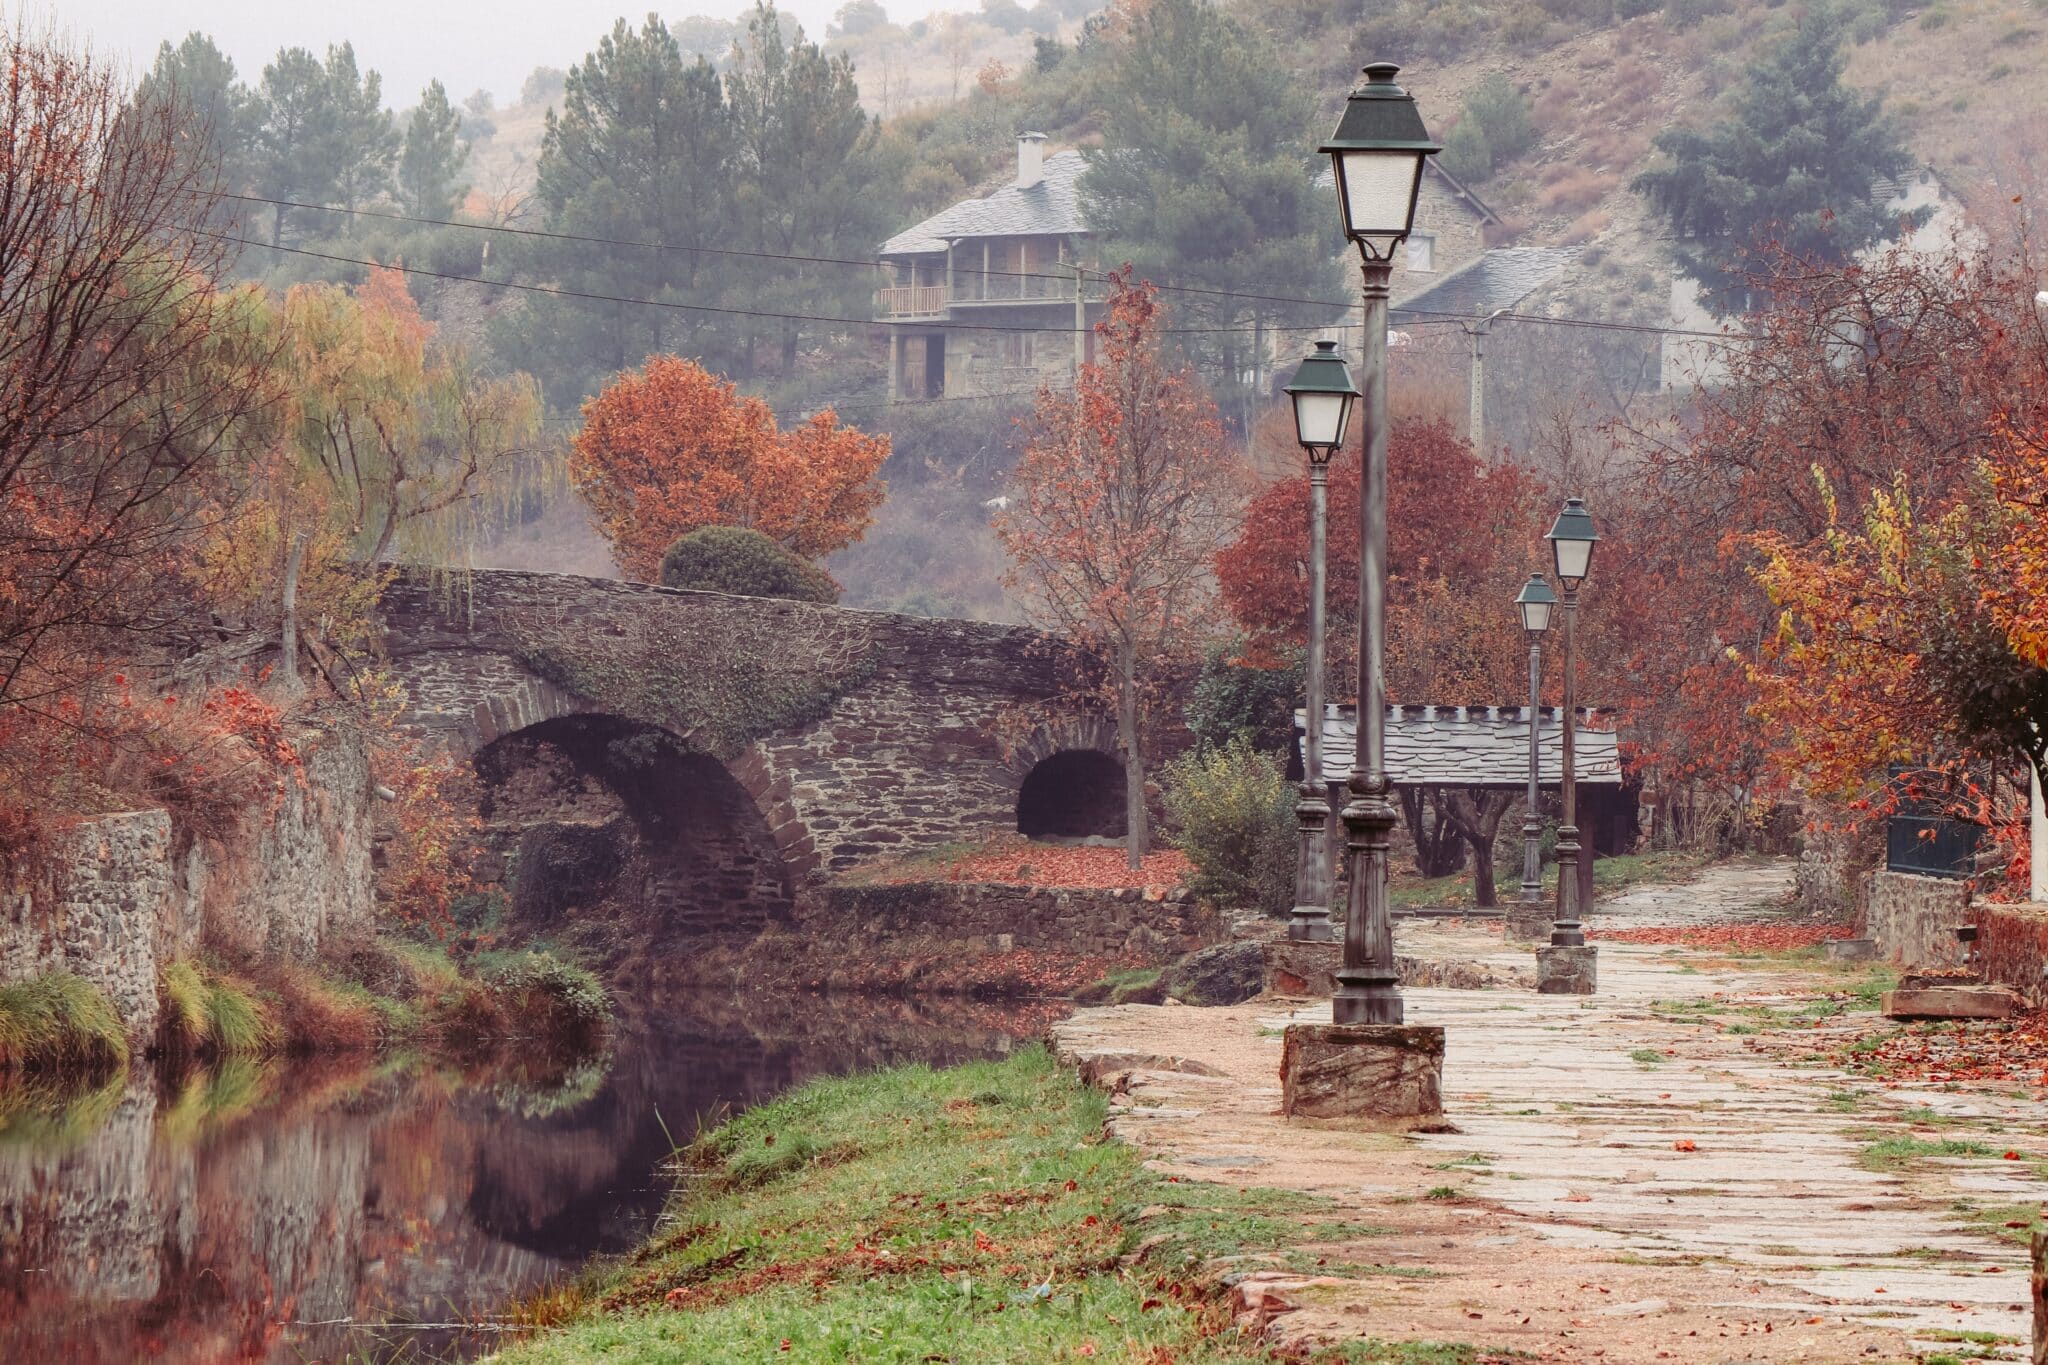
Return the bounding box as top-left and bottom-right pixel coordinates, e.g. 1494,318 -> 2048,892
0,991 -> 1070,1363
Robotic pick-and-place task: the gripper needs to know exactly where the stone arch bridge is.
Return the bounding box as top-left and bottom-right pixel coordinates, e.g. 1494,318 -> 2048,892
377,570 -> 1124,936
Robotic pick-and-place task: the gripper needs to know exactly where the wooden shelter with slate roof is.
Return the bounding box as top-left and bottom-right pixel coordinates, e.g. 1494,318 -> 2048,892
1293,703 -> 1639,859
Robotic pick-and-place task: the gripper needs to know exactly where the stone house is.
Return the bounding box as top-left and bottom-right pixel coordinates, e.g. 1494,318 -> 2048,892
875,137 -> 1502,404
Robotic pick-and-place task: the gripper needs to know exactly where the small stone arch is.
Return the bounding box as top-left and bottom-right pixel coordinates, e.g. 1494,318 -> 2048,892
1015,748 -> 1128,840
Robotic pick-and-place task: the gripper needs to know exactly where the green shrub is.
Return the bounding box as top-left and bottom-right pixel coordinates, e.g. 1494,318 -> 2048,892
483,950 -> 611,1049
1464,73 -> 1536,164
0,973 -> 128,1073
1185,643 -> 1301,755
1917,6 -> 1949,30
659,526 -> 839,604
1439,117 -> 1493,182
1162,735 -> 1297,917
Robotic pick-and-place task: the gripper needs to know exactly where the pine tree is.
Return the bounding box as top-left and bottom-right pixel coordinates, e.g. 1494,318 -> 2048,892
399,79 -> 469,217
1079,0 -> 1346,417
321,43 -> 399,216
1634,6 -> 1913,316
724,2 -> 901,375
253,47 -> 336,244
511,16 -> 736,402
134,32 -> 254,190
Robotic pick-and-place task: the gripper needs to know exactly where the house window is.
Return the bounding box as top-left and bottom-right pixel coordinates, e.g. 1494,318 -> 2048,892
1405,232 -> 1437,273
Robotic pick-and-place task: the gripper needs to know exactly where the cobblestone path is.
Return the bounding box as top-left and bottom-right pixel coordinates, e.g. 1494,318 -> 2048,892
1053,858 -> 2044,1363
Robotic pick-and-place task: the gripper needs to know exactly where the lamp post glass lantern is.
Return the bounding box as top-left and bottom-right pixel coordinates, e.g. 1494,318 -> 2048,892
1283,342 -> 1362,942
1321,63 -> 1437,1025
1544,499 -> 1599,946
1515,573 -> 1556,906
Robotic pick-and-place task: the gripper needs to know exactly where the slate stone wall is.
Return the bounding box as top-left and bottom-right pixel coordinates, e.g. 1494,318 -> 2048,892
0,729 -> 376,1045
812,881 -> 1222,963
379,569 -> 1123,882
0,811 -> 173,1045
1863,869 -> 1972,969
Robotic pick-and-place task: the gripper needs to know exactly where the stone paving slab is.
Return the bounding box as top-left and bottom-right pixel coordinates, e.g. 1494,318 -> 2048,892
1051,858 -> 2048,1362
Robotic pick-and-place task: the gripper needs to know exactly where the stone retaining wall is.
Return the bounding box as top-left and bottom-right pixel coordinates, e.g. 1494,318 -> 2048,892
0,728 -> 376,1048
1862,869 -> 1972,969
810,881 -> 1223,963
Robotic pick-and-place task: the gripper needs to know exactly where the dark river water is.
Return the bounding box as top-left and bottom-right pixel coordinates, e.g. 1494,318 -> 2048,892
0,991 -> 1069,1364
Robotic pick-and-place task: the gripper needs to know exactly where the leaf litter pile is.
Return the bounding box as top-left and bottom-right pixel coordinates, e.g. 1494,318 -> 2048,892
1590,923 -> 1854,952
855,839 -> 1193,892
1837,1011 -> 2048,1086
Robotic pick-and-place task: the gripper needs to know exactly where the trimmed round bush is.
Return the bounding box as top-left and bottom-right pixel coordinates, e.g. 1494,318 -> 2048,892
659,526 -> 839,604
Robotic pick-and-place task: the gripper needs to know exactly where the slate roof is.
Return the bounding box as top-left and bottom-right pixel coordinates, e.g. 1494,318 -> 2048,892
1296,704 -> 1623,790
1391,246 -> 1578,321
879,150 -> 1091,257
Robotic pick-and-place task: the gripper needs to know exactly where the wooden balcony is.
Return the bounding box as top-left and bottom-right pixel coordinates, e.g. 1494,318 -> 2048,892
876,284 -> 948,319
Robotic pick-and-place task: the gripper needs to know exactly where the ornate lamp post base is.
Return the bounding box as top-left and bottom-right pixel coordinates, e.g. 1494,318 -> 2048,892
1281,1022 -> 1445,1124
1536,943 -> 1598,995
1288,791 -> 1335,942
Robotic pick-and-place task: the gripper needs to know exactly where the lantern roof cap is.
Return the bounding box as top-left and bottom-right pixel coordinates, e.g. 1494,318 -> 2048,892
1320,63 -> 1443,156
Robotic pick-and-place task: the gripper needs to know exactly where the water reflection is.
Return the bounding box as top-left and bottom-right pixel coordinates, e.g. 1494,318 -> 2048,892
0,991 -> 1069,1363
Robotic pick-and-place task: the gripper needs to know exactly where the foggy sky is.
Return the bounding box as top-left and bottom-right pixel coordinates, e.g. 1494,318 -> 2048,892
50,0 -> 961,109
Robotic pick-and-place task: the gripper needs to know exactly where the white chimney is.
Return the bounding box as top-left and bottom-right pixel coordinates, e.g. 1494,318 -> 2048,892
1016,132 -> 1047,188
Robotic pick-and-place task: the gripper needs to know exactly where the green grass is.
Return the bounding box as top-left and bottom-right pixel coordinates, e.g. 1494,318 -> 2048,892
0,972 -> 128,1073
1628,1048 -> 1666,1067
1312,1342 -> 1533,1363
1858,1136 -> 1997,1172
491,1047 -> 1313,1363
1071,966 -> 1163,1006
0,1068 -> 126,1151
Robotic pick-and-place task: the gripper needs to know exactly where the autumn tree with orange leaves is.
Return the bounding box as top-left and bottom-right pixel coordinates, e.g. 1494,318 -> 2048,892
1639,235 -> 2048,878
997,275 -> 1244,868
570,356 -> 889,582
1215,420 -> 1544,900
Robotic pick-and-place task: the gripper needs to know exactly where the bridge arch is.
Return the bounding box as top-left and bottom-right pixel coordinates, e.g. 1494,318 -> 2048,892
472,714 -> 794,940
1008,717 -> 1127,841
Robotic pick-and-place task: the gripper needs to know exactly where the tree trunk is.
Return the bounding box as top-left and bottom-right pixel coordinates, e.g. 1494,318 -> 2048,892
1118,646 -> 1148,870
1399,787 -> 1465,877
278,530 -> 308,696
1444,788 -> 1515,909
1470,835 -> 1498,908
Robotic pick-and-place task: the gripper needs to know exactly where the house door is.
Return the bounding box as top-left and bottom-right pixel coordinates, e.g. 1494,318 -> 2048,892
925,334 -> 945,397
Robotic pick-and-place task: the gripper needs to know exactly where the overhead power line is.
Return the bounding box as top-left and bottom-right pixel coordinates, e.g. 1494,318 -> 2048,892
219,233 -> 1335,337
222,192 -> 1741,344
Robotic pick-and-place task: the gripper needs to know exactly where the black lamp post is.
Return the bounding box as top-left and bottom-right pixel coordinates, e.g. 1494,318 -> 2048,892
1283,341 -> 1362,943
1544,498 -> 1599,947
1514,572 -> 1556,907
1321,63 -> 1439,1026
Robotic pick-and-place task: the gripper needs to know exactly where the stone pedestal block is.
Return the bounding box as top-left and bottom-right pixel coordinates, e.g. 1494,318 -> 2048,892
1881,984 -> 2021,1020
1279,1023 -> 1444,1122
1264,939 -> 1339,997
1504,910 -> 1553,942
1536,944 -> 1598,995
1824,937 -> 1880,963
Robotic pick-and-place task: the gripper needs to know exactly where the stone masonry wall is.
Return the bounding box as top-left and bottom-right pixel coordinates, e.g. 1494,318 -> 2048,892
0,811 -> 174,1046
0,727 -> 376,1046
1862,869 -> 1972,969
812,881 -> 1223,963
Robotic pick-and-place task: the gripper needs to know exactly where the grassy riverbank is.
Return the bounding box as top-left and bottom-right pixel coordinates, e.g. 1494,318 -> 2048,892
0,944 -> 609,1079
491,1046 -> 1364,1363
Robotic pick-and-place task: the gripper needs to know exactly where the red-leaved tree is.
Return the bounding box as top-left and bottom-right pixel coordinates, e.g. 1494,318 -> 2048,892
570,355 -> 889,581
997,274 -> 1244,868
